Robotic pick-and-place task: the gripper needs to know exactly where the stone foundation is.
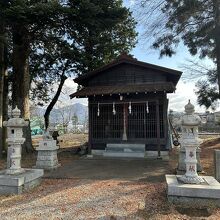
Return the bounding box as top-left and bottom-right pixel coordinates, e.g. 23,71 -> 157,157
0,169 -> 44,195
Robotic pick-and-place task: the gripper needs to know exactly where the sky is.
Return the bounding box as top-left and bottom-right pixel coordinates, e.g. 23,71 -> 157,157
67,0 -> 215,113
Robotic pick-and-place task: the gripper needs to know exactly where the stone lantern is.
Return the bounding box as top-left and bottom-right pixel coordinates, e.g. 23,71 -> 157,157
0,106 -> 44,195
166,101 -> 220,207
3,106 -> 29,175
178,100 -> 204,184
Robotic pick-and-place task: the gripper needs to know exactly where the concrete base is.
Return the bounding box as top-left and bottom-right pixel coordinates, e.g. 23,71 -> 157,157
92,145 -> 169,159
0,168 -> 44,195
166,174 -> 220,207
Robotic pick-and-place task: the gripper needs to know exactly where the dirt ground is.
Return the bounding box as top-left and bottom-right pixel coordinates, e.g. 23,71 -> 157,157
0,136 -> 220,219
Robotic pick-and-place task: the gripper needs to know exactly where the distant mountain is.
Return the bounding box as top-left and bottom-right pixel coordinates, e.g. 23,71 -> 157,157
32,103 -> 88,125
50,103 -> 88,124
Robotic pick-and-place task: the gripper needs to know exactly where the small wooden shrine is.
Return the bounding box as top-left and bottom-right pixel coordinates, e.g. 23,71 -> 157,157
70,54 -> 182,158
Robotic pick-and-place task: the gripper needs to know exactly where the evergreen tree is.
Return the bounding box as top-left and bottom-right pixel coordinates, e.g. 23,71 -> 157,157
0,0 -> 137,155
1,0 -> 64,152
30,0 -> 137,128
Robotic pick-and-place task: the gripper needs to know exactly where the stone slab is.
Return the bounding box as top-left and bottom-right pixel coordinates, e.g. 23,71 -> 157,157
0,168 -> 44,195
103,151 -> 145,158
106,143 -> 145,148
92,149 -> 169,159
166,175 -> 220,202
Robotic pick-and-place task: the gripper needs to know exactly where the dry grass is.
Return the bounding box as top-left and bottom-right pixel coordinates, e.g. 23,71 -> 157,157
32,133 -> 88,149
57,133 -> 88,149
200,137 -> 220,176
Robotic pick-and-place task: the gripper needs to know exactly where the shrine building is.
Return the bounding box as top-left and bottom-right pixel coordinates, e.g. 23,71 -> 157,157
70,54 -> 182,158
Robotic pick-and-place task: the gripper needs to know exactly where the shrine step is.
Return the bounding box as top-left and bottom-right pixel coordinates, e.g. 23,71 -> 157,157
104,144 -> 145,158
106,143 -> 145,152
103,151 -> 145,158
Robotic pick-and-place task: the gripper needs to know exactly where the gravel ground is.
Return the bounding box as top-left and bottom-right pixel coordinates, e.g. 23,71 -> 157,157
1,178 -> 219,220
0,179 -> 160,219
0,137 -> 220,219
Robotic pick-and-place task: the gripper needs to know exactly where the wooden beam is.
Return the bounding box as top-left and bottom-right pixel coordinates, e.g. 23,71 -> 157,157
156,100 -> 161,159
122,103 -> 128,141
88,102 -> 92,154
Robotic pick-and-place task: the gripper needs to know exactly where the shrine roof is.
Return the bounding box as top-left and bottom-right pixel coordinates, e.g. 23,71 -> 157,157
74,53 -> 182,85
70,82 -> 175,98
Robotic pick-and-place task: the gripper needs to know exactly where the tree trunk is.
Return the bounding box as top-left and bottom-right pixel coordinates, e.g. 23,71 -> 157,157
0,24 -> 5,158
213,0 -> 220,93
12,26 -> 33,153
44,72 -> 67,129
3,67 -> 8,153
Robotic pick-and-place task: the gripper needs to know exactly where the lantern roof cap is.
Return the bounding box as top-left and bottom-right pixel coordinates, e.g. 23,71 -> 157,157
12,106 -> 21,118
185,100 -> 195,114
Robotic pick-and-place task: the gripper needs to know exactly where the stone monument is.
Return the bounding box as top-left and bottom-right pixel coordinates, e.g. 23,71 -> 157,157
0,106 -> 44,195
35,129 -> 60,170
166,101 -> 220,207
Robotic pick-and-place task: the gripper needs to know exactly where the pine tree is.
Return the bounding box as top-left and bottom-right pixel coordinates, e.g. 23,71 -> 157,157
140,0 -> 220,93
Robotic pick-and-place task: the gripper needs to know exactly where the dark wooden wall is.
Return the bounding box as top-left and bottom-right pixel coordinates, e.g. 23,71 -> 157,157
86,63 -> 167,87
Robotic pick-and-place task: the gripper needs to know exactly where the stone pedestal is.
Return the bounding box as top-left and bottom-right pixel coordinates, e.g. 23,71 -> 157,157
214,150 -> 220,182
35,139 -> 60,170
166,175 -> 220,207
177,147 -> 202,173
0,106 -> 44,195
0,169 -> 44,195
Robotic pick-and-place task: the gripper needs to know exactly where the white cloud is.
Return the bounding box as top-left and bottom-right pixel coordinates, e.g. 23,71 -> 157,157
62,78 -> 88,106
168,80 -> 206,113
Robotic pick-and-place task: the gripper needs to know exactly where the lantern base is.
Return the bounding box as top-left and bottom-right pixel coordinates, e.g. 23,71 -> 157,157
0,168 -> 44,195
5,168 -> 25,175
178,175 -> 205,184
